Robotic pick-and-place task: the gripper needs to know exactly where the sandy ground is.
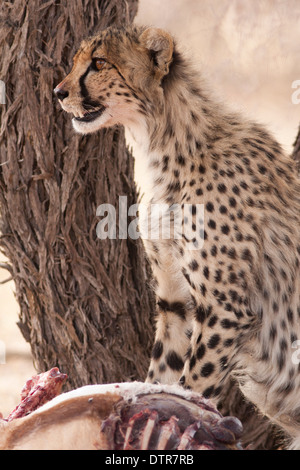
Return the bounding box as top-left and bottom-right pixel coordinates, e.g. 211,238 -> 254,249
0,257 -> 35,417
1,0 -> 300,418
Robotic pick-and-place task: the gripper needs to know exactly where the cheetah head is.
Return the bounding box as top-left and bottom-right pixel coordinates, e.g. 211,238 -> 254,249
54,25 -> 174,134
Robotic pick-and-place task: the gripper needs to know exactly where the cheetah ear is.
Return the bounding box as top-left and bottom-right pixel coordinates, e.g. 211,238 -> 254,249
140,27 -> 174,77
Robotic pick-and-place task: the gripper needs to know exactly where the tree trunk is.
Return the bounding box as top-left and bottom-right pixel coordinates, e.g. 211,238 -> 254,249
0,0 -> 155,389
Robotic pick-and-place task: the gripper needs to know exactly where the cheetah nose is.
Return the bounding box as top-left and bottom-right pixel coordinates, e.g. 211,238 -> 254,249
54,85 -> 69,101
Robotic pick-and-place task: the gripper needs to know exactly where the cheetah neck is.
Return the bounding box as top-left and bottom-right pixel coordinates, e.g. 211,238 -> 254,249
127,50 -> 222,204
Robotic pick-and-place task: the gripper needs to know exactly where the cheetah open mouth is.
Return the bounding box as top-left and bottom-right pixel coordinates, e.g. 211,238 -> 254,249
73,106 -> 106,123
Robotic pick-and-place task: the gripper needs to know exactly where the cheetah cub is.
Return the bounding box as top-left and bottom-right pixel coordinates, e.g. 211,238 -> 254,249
55,25 -> 300,448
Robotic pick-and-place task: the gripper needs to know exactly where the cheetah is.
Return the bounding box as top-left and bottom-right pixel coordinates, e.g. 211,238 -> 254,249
54,25 -> 300,448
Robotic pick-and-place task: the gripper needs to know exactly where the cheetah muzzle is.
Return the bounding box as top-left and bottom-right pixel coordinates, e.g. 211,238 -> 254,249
73,106 -> 106,124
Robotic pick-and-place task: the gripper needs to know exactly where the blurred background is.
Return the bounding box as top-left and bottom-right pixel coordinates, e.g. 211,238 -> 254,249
1,0 -> 300,417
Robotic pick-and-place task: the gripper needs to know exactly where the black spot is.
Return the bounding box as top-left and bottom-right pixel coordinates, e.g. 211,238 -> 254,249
215,290 -> 227,303
219,205 -> 228,214
208,219 -> 216,229
266,151 -> 276,161
157,299 -> 186,319
280,337 -> 288,351
189,355 -> 196,370
199,164 -> 206,174
291,332 -> 297,344
234,309 -> 244,319
214,386 -> 223,397
228,290 -> 238,303
152,340 -> 163,360
229,197 -> 237,208
203,266 -> 209,279
167,181 -> 181,192
162,155 -> 169,172
240,181 -> 248,190
166,351 -> 184,371
176,155 -> 186,166
269,324 -> 277,342
225,302 -> 233,311
219,356 -> 229,371
227,248 -> 237,259
241,248 -> 253,263
206,202 -> 214,212
246,197 -> 254,207
210,245 -> 217,257
189,260 -> 199,271
190,204 -> 197,215
196,343 -> 206,360
221,224 -> 230,235
185,329 -> 193,339
272,302 -> 279,313
287,308 -> 294,324
195,305 -> 206,323
201,229 -> 208,240
196,333 -> 202,344
200,362 -> 215,378
217,183 -> 227,193
207,334 -> 221,349
277,351 -> 286,372
201,283 -> 207,296
202,386 -> 215,398
208,315 -> 218,328
235,164 -> 244,174
258,164 -> 267,175
232,185 -> 240,195
185,346 -> 192,359
228,272 -> 237,284
221,318 -> 238,329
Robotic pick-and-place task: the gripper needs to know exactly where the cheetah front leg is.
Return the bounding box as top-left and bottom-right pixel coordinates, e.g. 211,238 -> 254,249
180,294 -> 250,400
145,245 -> 193,385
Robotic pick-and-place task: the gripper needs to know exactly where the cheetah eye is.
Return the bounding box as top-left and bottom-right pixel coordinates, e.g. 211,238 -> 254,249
92,58 -> 106,71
